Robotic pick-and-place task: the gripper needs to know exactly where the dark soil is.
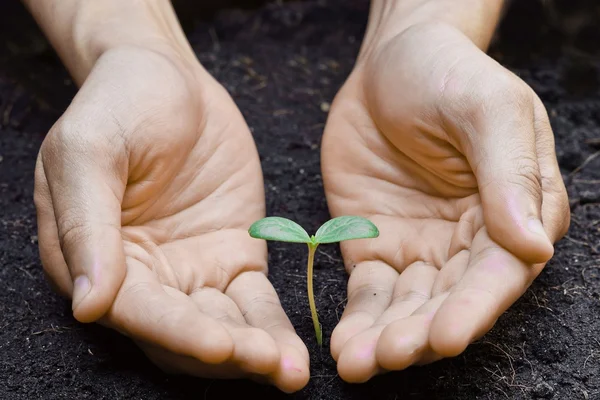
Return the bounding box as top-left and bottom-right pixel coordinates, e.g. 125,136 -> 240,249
1,1 -> 599,399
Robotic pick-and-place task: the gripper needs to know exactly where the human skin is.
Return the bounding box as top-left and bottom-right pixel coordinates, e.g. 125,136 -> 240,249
322,0 -> 570,382
23,0 -> 309,392
23,0 -> 570,392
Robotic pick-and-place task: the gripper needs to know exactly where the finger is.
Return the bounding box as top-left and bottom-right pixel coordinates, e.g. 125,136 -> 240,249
376,294 -> 448,371
339,216 -> 453,273
41,116 -> 128,323
465,85 -> 554,264
431,249 -> 470,296
533,97 -> 570,242
105,259 -> 234,364
158,229 -> 268,292
226,271 -> 310,393
335,262 -> 437,382
139,341 -> 290,391
428,228 -> 534,357
34,156 -> 71,297
376,261 -> 438,326
190,287 -> 280,376
330,261 -> 397,361
136,342 -> 245,379
447,204 -> 484,259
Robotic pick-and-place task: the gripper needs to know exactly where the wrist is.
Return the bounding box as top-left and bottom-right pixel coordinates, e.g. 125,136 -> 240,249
24,0 -> 197,85
358,0 -> 505,60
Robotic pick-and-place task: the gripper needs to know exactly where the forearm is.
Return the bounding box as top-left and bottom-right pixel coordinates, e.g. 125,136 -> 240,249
22,0 -> 196,85
361,0 -> 506,57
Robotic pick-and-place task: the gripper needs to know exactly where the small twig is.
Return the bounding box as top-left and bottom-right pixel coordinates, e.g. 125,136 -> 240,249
583,351 -> 595,370
204,379 -> 215,400
521,342 -> 534,377
2,102 -> 13,125
484,341 -> 516,385
318,249 -> 341,263
569,151 -> 600,178
586,138 -> 600,147
32,324 -> 72,335
208,27 -> 220,51
563,235 -> 592,249
319,284 -> 328,297
493,385 -> 510,399
16,266 -> 34,279
573,179 -> 600,184
529,291 -> 553,312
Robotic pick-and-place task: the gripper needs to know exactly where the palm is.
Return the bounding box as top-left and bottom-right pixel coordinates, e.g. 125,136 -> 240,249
37,48 -> 309,391
112,57 -> 308,389
321,29 -> 551,382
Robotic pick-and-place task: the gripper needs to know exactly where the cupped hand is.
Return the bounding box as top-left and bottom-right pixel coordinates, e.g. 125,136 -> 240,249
34,46 -> 308,392
321,23 -> 569,382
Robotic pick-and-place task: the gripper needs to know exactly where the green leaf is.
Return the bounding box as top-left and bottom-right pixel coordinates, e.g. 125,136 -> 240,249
314,216 -> 379,244
248,217 -> 311,243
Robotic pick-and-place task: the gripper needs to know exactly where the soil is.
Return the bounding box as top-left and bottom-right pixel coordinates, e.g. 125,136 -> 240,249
1,1 -> 599,399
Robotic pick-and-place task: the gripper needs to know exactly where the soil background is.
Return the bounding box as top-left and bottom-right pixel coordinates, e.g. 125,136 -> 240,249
1,1 -> 599,399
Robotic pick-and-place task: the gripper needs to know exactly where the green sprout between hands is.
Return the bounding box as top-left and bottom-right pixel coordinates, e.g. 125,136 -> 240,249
248,216 -> 379,346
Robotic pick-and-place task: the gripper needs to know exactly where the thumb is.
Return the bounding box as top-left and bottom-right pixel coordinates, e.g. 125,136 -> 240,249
466,90 -> 554,265
41,118 -> 128,323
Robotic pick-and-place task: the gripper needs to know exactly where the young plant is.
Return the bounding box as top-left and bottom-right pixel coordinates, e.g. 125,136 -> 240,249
248,216 -> 379,346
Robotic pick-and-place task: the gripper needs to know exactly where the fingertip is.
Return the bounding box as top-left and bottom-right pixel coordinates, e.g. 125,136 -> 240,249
232,328 -> 280,374
71,259 -> 127,323
484,196 -> 555,265
72,277 -> 116,323
198,325 -> 235,364
429,326 -> 470,358
524,218 -> 555,263
69,236 -> 128,323
336,332 -> 380,384
330,314 -> 371,361
376,320 -> 427,371
428,302 -> 490,358
271,345 -> 310,393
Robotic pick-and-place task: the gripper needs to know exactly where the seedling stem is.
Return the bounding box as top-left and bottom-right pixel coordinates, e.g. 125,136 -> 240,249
306,243 -> 322,346
248,215 -> 379,346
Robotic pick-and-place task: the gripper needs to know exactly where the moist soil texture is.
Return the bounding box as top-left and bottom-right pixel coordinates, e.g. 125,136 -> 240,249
1,1 -> 599,399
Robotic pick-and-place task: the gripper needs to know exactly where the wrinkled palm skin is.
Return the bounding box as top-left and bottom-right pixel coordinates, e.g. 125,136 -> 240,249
34,47 -> 309,392
322,23 -> 569,382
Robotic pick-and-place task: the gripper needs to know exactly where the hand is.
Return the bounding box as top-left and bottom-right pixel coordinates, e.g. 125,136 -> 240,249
321,22 -> 569,382
34,46 -> 309,392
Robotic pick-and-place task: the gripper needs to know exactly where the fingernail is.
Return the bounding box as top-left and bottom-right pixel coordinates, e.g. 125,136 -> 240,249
72,275 -> 91,311
527,218 -> 550,241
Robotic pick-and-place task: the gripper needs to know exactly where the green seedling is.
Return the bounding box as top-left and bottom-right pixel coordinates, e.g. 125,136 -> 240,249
248,216 -> 379,346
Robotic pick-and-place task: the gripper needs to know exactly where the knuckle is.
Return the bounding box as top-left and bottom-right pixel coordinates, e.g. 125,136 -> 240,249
397,289 -> 430,303
240,292 -> 280,316
56,213 -> 92,254
484,78 -> 531,121
438,66 -> 534,144
509,159 -> 542,200
43,116 -> 126,164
